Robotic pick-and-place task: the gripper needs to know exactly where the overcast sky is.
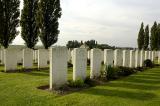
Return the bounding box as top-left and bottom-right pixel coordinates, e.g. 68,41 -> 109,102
13,0 -> 160,47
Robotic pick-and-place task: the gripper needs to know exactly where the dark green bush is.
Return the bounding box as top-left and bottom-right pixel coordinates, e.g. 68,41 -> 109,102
104,65 -> 119,80
68,62 -> 73,68
87,59 -> 90,65
118,67 -> 136,76
144,59 -> 153,68
104,65 -> 136,80
68,79 -> 85,88
84,77 -> 97,87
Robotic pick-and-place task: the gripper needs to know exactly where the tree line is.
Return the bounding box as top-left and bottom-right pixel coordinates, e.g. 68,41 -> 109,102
137,21 -> 160,50
0,0 -> 61,49
66,40 -> 115,50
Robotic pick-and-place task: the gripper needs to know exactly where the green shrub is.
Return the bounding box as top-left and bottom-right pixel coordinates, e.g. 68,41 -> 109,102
104,65 -> 136,80
68,79 -> 85,88
104,65 -> 119,80
87,59 -> 90,65
118,67 -> 136,76
144,59 -> 153,68
84,77 -> 97,87
68,62 -> 73,68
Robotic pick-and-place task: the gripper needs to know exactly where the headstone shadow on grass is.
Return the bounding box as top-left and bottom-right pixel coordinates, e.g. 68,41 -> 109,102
82,88 -> 157,100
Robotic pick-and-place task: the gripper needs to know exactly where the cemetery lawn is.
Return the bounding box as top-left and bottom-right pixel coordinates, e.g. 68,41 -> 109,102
0,67 -> 160,106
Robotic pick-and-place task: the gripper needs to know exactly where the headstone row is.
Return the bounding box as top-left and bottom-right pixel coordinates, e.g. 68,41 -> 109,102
50,47 -> 158,88
0,48 -> 49,72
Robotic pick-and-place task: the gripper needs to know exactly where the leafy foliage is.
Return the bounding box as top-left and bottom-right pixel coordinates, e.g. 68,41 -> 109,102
84,40 -> 98,49
144,25 -> 149,50
37,0 -> 62,49
68,79 -> 85,88
150,22 -> 159,50
144,59 -> 153,68
0,0 -> 20,48
66,40 -> 81,49
137,22 -> 145,50
104,65 -> 136,80
21,0 -> 39,49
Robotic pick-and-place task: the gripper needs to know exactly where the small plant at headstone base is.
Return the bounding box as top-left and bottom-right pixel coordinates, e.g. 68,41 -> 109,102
104,65 -> 119,80
87,59 -> 90,65
84,77 -> 98,87
144,59 -> 153,68
103,65 -> 137,80
68,78 -> 86,88
67,62 -> 73,68
117,67 -> 136,76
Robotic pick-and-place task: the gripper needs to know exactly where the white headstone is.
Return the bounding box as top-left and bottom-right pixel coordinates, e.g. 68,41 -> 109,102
158,51 -> 160,64
140,50 -> 145,67
114,49 -> 123,67
148,51 -> 152,60
4,49 -> 18,72
104,49 -> 114,66
129,50 -> 135,68
87,50 -> 91,60
151,51 -> 155,62
23,48 -> 33,69
68,49 -> 71,62
38,49 -> 49,68
16,49 -> 23,64
0,49 -> 4,64
34,50 -> 38,63
71,50 -> 74,63
135,50 -> 140,67
90,49 -> 102,79
101,50 -> 104,62
73,48 -> 87,81
144,51 -> 149,60
123,50 -> 130,67
50,47 -> 68,89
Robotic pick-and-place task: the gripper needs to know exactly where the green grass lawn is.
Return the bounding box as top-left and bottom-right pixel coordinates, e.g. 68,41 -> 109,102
0,66 -> 160,106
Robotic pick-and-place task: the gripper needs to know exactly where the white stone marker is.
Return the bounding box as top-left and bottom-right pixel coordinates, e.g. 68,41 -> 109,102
148,51 -> 152,60
34,50 -> 38,63
50,47 -> 68,89
123,50 -> 130,67
0,49 -> 4,64
23,48 -> 33,69
33,50 -> 35,61
151,51 -> 155,62
101,50 -> 104,62
135,50 -> 140,67
73,48 -> 87,81
140,50 -> 145,67
71,50 -> 74,63
87,50 -> 91,60
67,49 -> 71,62
38,49 -> 49,68
4,49 -> 18,72
90,49 -> 102,79
129,50 -> 135,68
104,49 -> 114,66
17,49 -> 23,64
158,51 -> 160,64
114,49 -> 123,67
144,51 -> 149,60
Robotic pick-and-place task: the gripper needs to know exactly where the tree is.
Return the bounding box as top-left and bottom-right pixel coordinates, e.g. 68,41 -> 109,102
150,22 -> 158,50
21,0 -> 39,49
143,25 -> 149,50
0,0 -> 20,48
137,22 -> 145,50
37,0 -> 62,49
157,24 -> 160,50
84,40 -> 98,49
66,40 -> 81,49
